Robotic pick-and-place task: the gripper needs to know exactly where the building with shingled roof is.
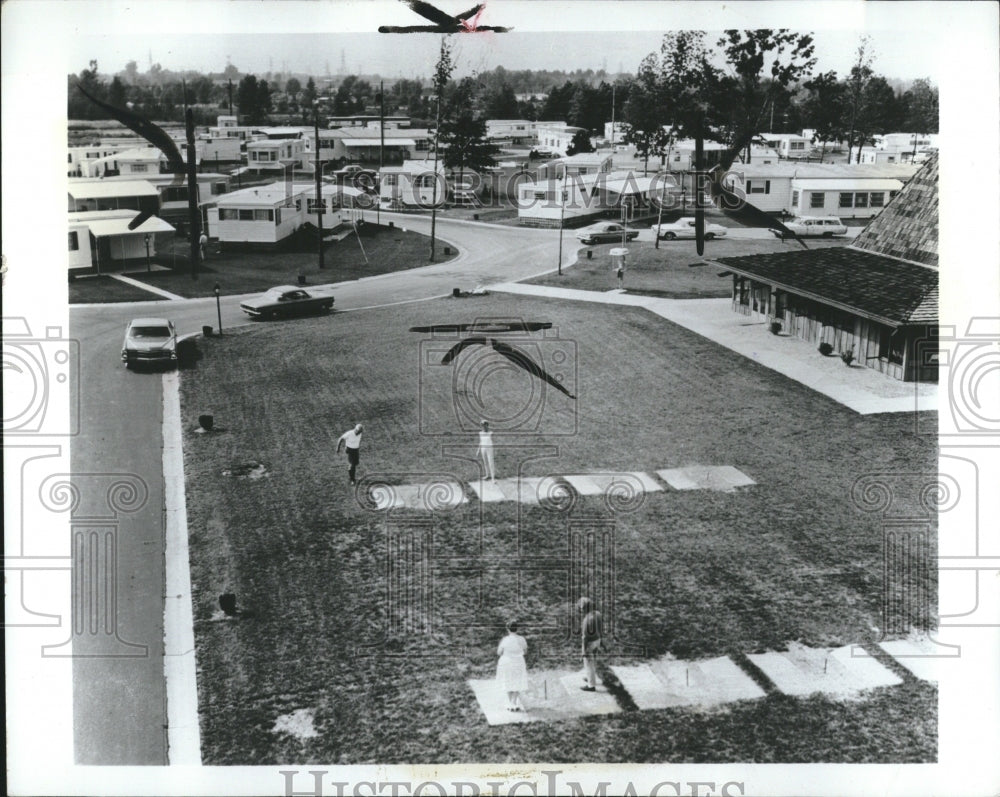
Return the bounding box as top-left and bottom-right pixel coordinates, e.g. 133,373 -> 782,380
709,153 -> 939,382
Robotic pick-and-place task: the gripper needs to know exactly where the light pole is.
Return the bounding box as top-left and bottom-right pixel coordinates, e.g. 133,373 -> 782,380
557,174 -> 567,275
213,283 -> 222,335
144,233 -> 151,272
314,100 -> 325,270
429,91 -> 441,262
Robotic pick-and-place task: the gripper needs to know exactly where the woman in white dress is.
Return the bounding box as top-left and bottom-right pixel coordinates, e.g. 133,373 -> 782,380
496,621 -> 528,711
477,420 -> 496,482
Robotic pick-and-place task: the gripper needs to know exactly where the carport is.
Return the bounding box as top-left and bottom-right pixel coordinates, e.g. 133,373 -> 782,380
85,214 -> 176,273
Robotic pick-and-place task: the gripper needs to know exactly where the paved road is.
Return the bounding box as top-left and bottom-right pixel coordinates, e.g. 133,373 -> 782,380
67,214 -> 564,763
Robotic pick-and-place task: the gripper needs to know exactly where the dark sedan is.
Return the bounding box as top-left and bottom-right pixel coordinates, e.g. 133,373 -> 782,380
240,286 -> 335,320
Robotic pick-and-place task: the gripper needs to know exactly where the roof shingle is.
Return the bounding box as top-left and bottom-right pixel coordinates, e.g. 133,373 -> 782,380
714,247 -> 938,326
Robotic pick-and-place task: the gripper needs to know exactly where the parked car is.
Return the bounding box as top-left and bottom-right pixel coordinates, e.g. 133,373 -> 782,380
239,285 -> 335,320
771,216 -> 848,238
654,217 -> 728,240
329,165 -> 377,189
575,222 -> 641,244
121,318 -> 177,369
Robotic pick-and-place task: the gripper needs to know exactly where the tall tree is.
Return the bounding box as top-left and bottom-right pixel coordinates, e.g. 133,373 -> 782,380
852,75 -> 898,163
801,71 -> 846,161
301,77 -> 317,123
844,36 -> 875,163
108,75 -> 127,108
903,78 -> 939,154
256,79 -> 272,122
236,74 -> 260,124
285,77 -> 301,111
716,29 -> 817,162
622,54 -> 670,174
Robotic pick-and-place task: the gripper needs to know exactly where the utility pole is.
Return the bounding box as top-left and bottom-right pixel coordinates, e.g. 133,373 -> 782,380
183,80 -> 200,280
314,100 -> 325,270
429,90 -> 441,261
378,80 -> 385,227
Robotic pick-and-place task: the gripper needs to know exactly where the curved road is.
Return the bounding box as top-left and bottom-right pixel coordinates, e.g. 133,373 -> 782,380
69,214 -> 566,763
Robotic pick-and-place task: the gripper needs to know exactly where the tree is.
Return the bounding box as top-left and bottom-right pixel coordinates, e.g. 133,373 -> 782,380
622,54 -> 671,174
301,77 -> 317,122
285,77 -> 301,112
124,60 -> 139,85
844,36 -> 875,163
108,75 -> 127,108
237,74 -> 271,124
256,79 -> 272,121
483,82 -> 520,120
716,29 -> 817,162
566,129 -> 594,156
903,78 -> 939,154
801,70 -> 847,161
852,75 -> 899,163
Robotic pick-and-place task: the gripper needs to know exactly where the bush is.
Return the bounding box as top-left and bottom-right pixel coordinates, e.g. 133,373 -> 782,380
818,341 -> 833,356
841,348 -> 855,366
770,320 -> 782,335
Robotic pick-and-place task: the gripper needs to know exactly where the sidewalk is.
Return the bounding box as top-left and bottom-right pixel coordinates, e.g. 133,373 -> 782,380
488,282 -> 937,415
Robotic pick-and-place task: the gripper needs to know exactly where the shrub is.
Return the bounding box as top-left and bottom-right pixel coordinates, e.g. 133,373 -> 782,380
770,321 -> 782,335
841,348 -> 855,366
818,341 -> 833,356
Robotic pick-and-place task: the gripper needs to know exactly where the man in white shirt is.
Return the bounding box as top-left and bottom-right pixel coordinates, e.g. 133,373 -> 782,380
336,423 -> 363,484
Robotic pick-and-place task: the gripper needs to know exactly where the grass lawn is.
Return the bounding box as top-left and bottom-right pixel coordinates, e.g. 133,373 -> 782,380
68,275 -> 163,304
531,236 -> 853,298
180,293 -> 937,764
115,223 -> 456,300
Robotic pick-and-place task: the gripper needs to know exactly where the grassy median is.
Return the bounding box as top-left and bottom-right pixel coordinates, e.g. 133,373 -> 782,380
533,235 -> 852,297
180,292 -> 936,764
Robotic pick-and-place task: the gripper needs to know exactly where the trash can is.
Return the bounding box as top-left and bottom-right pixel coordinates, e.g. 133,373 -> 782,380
202,325 -> 213,337
297,274 -> 307,286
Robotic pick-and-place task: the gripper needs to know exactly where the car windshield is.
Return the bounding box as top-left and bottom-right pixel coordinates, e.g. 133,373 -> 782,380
131,326 -> 170,337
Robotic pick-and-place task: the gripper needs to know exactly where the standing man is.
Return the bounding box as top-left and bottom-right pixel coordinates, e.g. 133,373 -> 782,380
476,420 -> 496,483
578,597 -> 603,691
199,231 -> 208,261
337,423 -> 363,485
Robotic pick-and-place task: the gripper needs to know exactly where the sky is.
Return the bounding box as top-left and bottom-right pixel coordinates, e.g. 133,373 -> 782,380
46,1 -> 952,84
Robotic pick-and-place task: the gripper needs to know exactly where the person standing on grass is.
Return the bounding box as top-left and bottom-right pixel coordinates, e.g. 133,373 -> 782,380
615,260 -> 625,290
477,420 -> 496,482
496,620 -> 529,712
199,232 -> 208,261
578,597 -> 603,691
336,423 -> 363,485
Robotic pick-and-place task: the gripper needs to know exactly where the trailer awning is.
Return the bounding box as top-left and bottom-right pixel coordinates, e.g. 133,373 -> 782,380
86,216 -> 176,238
343,138 -> 416,147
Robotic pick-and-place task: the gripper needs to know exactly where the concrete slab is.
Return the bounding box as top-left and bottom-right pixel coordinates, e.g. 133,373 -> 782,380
564,472 -> 663,497
614,655 -> 765,709
747,643 -> 901,699
371,481 -> 468,510
468,669 -> 620,726
656,465 -> 756,492
468,478 -> 506,503
878,637 -> 949,682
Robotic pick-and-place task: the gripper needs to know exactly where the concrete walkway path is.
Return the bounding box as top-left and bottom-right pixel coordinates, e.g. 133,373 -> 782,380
488,282 -> 937,415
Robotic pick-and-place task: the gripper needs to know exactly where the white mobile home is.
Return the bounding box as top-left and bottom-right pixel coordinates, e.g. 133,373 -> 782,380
378,160 -> 445,209
206,182 -> 367,246
68,210 -> 175,274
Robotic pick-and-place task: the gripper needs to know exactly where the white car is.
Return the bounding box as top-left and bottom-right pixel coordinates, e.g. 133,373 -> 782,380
121,318 -> 177,369
773,216 -> 848,238
574,222 -> 640,244
654,217 -> 728,241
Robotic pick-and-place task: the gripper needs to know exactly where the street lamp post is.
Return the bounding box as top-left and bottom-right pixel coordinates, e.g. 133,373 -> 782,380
314,100 -> 325,270
429,91 -> 441,262
144,233 -> 151,272
557,176 -> 567,275
214,283 -> 223,336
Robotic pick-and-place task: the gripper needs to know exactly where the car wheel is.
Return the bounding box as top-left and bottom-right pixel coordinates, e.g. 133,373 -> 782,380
705,232 -> 715,240
663,232 -> 676,240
